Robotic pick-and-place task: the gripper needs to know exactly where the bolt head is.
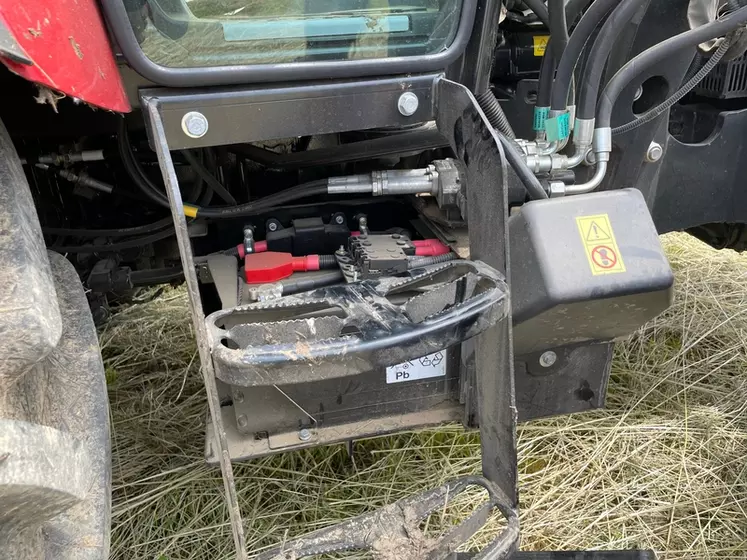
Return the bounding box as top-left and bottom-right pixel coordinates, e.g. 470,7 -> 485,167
181,111 -> 209,139
267,222 -> 278,232
645,142 -> 663,163
334,214 -> 345,225
237,414 -> 248,428
234,391 -> 244,404
397,92 -> 419,117
298,428 -> 312,441
539,351 -> 557,368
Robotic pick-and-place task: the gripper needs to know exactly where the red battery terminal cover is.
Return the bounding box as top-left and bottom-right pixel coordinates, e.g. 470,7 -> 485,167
244,252 -> 322,284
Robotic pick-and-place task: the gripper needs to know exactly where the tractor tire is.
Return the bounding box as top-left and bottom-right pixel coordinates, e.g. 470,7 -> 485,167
0,116 -> 111,559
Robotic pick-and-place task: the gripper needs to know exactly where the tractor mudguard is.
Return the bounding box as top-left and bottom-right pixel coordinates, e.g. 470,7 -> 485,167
0,0 -> 129,112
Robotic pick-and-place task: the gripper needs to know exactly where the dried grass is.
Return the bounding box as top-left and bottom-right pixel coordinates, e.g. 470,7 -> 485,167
105,232 -> 747,559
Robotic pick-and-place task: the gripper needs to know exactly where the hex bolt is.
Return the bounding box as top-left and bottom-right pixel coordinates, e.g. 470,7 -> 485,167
234,391 -> 244,404
243,226 -> 255,254
334,214 -> 345,225
539,351 -> 557,368
237,415 -> 248,428
267,221 -> 278,232
645,142 -> 663,163
181,111 -> 209,139
298,428 -> 312,441
358,216 -> 369,235
397,92 -> 419,117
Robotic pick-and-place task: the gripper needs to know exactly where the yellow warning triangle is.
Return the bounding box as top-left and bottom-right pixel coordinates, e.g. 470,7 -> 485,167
585,220 -> 611,242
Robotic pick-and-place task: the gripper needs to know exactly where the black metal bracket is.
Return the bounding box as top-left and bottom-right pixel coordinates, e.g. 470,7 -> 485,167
141,75 -> 519,558
142,74 -> 440,151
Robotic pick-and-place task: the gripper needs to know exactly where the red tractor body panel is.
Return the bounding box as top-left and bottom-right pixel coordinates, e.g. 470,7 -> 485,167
0,0 -> 130,112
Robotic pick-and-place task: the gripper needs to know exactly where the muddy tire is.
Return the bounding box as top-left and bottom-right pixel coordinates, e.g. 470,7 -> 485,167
0,116 -> 111,559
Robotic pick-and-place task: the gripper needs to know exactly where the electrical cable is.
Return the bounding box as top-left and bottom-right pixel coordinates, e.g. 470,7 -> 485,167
131,267 -> 184,285
280,270 -> 344,295
50,226 -> 177,254
597,5 -> 747,127
184,149 -> 205,203
181,150 -> 238,205
42,217 -> 174,238
576,0 -> 647,120
612,36 -> 732,135
407,253 -> 457,269
550,0 -> 620,111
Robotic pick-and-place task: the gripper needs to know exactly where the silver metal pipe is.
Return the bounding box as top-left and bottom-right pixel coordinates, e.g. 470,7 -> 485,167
565,145 -> 590,168
564,161 -> 608,195
537,140 -> 559,156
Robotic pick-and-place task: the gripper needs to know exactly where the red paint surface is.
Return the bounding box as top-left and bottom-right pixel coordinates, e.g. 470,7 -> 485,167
0,0 -> 130,112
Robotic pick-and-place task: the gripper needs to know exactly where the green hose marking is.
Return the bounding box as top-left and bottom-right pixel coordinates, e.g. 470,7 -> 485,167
533,107 -> 550,131
545,112 -> 570,142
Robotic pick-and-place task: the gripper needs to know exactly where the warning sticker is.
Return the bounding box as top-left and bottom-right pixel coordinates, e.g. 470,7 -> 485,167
533,35 -> 550,56
576,214 -> 626,275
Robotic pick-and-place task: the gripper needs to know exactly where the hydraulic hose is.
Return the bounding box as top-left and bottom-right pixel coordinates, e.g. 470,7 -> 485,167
191,179 -> 329,219
181,150 -> 237,205
597,5 -> 747,127
611,36 -> 732,135
548,0 -> 569,55
476,91 -> 516,138
536,41 -> 555,110
523,0 -> 550,27
117,120 -> 170,209
550,0 -> 620,112
576,0 -> 647,120
535,0 -> 593,133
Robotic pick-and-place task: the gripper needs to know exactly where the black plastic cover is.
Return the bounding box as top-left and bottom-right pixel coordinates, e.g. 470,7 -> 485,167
510,189 -> 674,354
